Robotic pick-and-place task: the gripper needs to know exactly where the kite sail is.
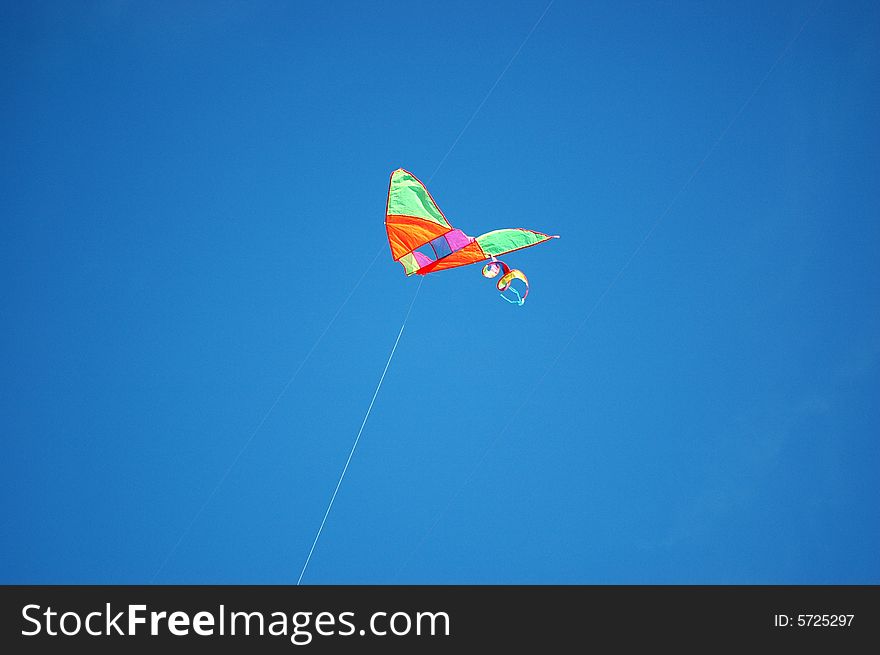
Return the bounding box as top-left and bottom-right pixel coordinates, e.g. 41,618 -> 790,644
384,169 -> 558,304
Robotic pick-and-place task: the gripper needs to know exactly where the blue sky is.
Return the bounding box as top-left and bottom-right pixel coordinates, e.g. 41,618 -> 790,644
2,1 -> 878,584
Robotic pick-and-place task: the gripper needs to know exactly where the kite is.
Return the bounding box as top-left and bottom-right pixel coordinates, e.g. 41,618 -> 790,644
385,169 -> 558,304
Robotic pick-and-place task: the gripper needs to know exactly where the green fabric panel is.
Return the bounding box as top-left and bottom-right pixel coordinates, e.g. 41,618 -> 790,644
387,170 -> 450,227
475,229 -> 550,256
399,252 -> 419,276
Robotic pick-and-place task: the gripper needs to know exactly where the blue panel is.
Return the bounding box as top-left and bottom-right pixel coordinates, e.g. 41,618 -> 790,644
431,235 -> 452,259
415,244 -> 436,262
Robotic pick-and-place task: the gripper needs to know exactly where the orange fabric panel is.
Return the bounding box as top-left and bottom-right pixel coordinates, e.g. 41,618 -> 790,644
417,240 -> 487,274
386,214 -> 451,261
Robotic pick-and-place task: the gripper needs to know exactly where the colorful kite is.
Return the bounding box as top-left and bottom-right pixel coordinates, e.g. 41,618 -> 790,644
385,169 -> 558,304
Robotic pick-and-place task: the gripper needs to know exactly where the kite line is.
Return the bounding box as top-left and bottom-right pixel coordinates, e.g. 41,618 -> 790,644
151,247 -> 382,583
297,277 -> 424,584
296,0 -> 553,583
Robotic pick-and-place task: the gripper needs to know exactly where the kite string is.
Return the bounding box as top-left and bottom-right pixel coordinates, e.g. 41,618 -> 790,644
150,245 -> 383,583
297,276 -> 424,585
297,0 -> 551,584
296,0 -> 554,584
